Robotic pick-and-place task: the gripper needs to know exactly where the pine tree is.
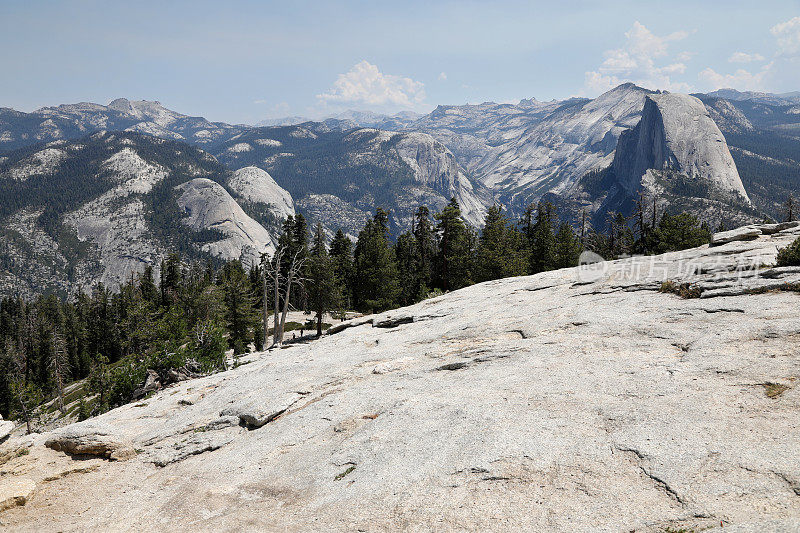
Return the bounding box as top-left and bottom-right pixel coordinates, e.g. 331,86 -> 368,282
292,213 -> 310,310
353,209 -> 400,312
476,205 -> 527,282
412,206 -> 437,298
138,265 -> 159,305
329,230 -> 354,312
160,253 -> 182,307
435,198 -> 472,291
277,215 -> 310,310
553,222 -> 583,269
650,212 -> 712,253
609,212 -> 634,257
219,261 -> 254,355
395,232 -> 418,305
519,204 -> 536,244
49,331 -> 70,414
529,202 -> 556,274
308,224 -> 340,336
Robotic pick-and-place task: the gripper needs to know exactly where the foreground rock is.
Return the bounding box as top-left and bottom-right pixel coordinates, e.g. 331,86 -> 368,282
4,222 -> 800,532
0,419 -> 14,442
44,422 -> 137,461
0,478 -> 35,512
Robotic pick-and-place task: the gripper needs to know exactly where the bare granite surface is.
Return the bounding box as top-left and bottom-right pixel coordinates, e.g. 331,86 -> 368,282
1,223 -> 799,532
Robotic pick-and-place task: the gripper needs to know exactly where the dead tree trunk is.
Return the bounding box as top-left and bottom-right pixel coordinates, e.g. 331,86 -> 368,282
263,247 -> 285,348
50,333 -> 68,415
276,251 -> 306,346
261,256 -> 269,348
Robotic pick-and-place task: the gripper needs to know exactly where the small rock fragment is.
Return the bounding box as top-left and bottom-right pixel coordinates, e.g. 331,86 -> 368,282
0,477 -> 35,512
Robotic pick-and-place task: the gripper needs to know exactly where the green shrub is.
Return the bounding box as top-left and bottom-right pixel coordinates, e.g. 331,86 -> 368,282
77,398 -> 92,421
776,236 -> 800,267
107,362 -> 147,408
651,213 -> 712,254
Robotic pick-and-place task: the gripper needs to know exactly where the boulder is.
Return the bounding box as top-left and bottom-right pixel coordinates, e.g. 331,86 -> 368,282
0,420 -> 14,442
711,225 -> 762,246
0,478 -> 35,512
133,369 -> 160,399
759,221 -> 800,235
45,422 -> 136,461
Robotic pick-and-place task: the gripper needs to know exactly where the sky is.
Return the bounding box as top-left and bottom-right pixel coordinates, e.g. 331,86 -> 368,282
1,0 -> 799,124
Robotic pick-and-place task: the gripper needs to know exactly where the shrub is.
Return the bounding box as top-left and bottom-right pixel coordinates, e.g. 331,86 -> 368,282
659,280 -> 702,299
763,382 -> 789,399
651,213 -> 712,254
108,362 -> 147,408
776,236 -> 800,267
77,398 -> 92,421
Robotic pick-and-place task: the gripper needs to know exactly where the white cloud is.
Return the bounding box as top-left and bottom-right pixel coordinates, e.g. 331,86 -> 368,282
583,21 -> 693,94
698,62 -> 773,91
317,60 -> 425,109
438,72 -> 447,81
771,16 -> 800,57
697,16 -> 800,92
728,52 -> 765,63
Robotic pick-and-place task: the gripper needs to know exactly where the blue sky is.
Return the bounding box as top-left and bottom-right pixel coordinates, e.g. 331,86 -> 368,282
2,0 -> 799,124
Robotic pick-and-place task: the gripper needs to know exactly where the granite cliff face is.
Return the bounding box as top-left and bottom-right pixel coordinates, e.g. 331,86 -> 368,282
613,93 -> 750,203
2,222 -> 799,532
411,84 -> 655,210
214,125 -> 491,235
176,178 -> 277,262
0,133 -> 289,297
226,166 -> 295,223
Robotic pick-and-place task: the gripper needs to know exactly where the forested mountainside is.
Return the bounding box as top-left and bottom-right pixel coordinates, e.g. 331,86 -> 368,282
212,124 -> 490,236
2,84 -> 798,230
0,84 -> 798,299
1,85 -> 798,231
697,95 -> 800,219
0,132 -> 291,297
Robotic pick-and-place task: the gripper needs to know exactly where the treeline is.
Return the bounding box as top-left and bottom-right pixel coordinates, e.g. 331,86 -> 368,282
0,257 -> 268,425
0,197 -> 716,427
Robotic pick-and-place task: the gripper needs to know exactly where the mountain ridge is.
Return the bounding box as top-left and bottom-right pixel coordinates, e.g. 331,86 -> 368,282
1,84 -> 799,297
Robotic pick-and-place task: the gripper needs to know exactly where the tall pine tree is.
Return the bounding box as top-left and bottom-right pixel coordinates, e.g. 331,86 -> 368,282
308,224 -> 340,336
412,206 -> 437,299
435,198 -> 472,291
353,209 -> 400,312
528,202 -> 556,274
476,205 -> 527,282
329,229 -> 354,313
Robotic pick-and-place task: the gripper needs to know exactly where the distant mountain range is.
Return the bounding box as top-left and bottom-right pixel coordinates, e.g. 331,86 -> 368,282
1,85 -> 799,296
255,109 -> 423,130
700,88 -> 800,107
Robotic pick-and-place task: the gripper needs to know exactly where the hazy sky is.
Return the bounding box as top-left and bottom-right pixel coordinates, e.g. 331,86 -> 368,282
2,0 -> 799,123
